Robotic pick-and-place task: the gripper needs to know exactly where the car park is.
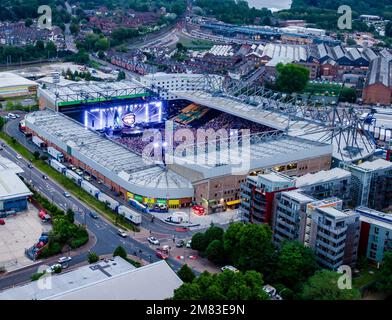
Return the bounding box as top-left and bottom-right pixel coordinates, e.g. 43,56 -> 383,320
117,229 -> 127,238
147,236 -> 160,245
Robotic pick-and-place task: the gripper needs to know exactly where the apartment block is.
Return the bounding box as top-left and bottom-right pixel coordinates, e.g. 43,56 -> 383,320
357,207 -> 392,265
305,198 -> 360,270
342,159 -> 392,210
241,172 -> 296,224
273,190 -> 315,245
295,168 -> 352,208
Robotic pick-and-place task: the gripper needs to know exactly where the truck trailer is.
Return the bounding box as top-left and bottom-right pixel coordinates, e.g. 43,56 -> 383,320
118,205 -> 142,225
47,146 -> 64,162
81,180 -> 100,197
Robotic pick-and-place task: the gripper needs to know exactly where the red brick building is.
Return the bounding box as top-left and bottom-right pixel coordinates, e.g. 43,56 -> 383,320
363,57 -> 392,105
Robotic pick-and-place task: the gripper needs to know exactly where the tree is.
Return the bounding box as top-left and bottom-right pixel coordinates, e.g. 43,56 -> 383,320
33,151 -> 40,160
66,209 -> 75,224
275,63 -> 309,94
191,232 -> 208,252
377,251 -> 392,294
117,70 -> 126,81
113,245 -> 127,259
88,251 -> 99,264
97,50 -> 105,60
94,37 -> 110,52
70,23 -> 80,36
25,18 -> 33,28
204,225 -> 224,244
206,240 -> 225,264
346,38 -> 357,46
301,270 -> 361,300
386,22 -> 392,38
173,270 -> 270,300
223,222 -> 275,277
35,40 -> 45,51
177,264 -> 196,283
339,87 -> 357,103
275,241 -> 318,291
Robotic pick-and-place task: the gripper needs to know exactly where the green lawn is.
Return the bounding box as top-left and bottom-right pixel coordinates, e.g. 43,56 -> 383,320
175,36 -> 215,50
0,132 -> 139,232
353,266 -> 380,289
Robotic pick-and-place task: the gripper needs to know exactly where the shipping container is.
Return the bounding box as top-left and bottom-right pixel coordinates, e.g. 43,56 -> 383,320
65,169 -> 82,184
47,146 -> 64,162
118,205 -> 142,225
97,192 -> 119,211
81,180 -> 100,197
49,159 -> 66,174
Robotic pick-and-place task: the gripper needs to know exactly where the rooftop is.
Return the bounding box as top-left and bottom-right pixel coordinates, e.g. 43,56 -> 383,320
357,207 -> 392,230
357,158 -> 392,171
0,156 -> 32,201
295,168 -> 351,188
0,72 -> 37,88
0,257 -> 183,300
282,190 -> 315,203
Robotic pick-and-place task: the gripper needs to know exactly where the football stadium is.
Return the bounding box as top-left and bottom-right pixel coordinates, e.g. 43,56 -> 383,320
28,75 -> 374,213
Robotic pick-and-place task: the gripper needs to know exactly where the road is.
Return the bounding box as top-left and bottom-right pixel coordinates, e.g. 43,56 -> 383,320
0,118 -> 198,290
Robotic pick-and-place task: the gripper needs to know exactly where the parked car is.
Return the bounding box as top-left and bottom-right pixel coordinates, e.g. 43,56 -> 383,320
117,229 -> 127,238
221,265 -> 239,273
186,240 -> 192,248
27,164 -> 33,168
16,154 -> 22,159
63,192 -> 71,198
58,256 -> 72,264
0,147 -> 3,151
89,211 -> 99,219
147,236 -> 160,245
0,219 -> 5,225
42,175 -> 48,180
176,240 -> 185,248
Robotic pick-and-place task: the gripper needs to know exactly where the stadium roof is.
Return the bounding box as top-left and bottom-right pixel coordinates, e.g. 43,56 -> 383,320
172,89 -> 375,162
38,79 -> 151,107
0,257 -> 183,300
25,110 -> 194,199
171,131 -> 332,180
